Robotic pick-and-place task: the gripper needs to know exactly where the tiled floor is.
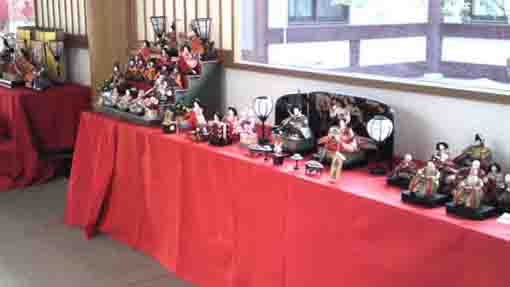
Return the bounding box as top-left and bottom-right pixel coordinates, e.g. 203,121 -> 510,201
0,179 -> 193,287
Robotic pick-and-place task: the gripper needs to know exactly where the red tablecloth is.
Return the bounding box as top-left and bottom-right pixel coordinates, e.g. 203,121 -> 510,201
0,84 -> 91,191
66,111 -> 510,287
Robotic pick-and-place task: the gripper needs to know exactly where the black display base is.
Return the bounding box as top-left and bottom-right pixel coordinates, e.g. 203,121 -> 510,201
387,177 -> 411,190
401,191 -> 450,208
370,166 -> 388,176
272,154 -> 287,166
96,106 -> 161,126
446,202 -> 498,220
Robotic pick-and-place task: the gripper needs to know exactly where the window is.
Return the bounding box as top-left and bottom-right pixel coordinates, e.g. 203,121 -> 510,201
0,0 -> 35,33
470,0 -> 510,22
288,0 -> 350,24
238,0 -> 510,93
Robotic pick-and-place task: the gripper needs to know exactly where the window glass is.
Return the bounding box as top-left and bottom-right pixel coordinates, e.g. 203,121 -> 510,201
239,0 -> 510,92
289,0 -> 314,22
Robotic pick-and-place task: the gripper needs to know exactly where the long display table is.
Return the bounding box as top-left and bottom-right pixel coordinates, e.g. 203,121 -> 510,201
0,84 -> 90,191
66,111 -> 510,287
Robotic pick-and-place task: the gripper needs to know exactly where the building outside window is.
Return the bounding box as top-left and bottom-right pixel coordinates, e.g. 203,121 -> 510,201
239,0 -> 510,92
469,0 -> 510,23
288,0 -> 350,24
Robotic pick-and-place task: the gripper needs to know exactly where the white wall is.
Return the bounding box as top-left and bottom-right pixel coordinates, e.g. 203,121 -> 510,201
223,68 -> 510,170
65,48 -> 91,85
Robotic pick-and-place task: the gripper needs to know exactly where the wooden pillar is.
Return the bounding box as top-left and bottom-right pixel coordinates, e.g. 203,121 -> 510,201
427,0 -> 442,73
350,40 -> 360,67
87,0 -> 131,95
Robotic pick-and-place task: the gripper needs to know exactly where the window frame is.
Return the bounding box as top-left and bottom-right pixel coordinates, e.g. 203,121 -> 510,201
288,0 -> 350,25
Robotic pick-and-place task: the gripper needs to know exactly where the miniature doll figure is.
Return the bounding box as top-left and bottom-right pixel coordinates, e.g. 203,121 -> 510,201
442,160 -> 486,197
409,161 -> 441,198
168,66 -> 183,89
140,40 -> 152,61
209,112 -> 232,146
387,153 -> 418,189
454,134 -> 493,168
190,99 -> 207,130
273,105 -> 314,154
225,106 -> 240,136
143,96 -> 160,120
14,48 -> 35,83
178,44 -> 201,75
155,32 -> 169,50
432,142 -> 452,164
125,57 -> 138,80
484,163 -> 505,206
157,64 -> 170,79
160,48 -> 171,66
239,109 -> 258,147
497,174 -> 510,212
272,132 -> 287,166
452,175 -> 485,209
135,56 -> 146,80
316,118 -> 362,167
190,26 -> 205,57
110,62 -> 124,86
329,152 -> 347,183
144,59 -> 159,83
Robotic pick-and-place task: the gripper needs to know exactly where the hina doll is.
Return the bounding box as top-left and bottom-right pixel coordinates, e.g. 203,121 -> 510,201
14,48 -> 35,83
443,160 -> 486,197
239,109 -> 258,147
190,28 -> 205,57
225,106 -> 240,137
168,67 -> 183,89
452,175 -> 485,209
209,112 -> 232,146
110,62 -> 123,86
409,161 -> 441,198
273,105 -> 314,154
125,57 -> 138,80
316,118 -> 361,166
329,152 -> 347,183
140,40 -> 152,61
190,99 -> 207,130
454,134 -> 493,168
135,56 -> 146,80
144,59 -> 159,83
160,48 -> 171,66
497,174 -> 510,212
178,45 -> 201,75
388,154 -> 418,189
484,163 -> 505,206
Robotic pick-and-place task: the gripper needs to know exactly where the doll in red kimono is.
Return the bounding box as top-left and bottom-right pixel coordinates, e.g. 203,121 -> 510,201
190,99 -> 207,130
139,40 -> 152,61
178,44 -> 201,75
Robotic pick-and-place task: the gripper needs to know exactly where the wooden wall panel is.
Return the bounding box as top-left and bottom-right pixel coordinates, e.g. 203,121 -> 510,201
175,0 -> 185,35
146,0 -> 155,41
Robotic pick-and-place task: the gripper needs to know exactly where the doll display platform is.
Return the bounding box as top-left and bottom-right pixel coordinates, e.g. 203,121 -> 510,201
401,190 -> 450,208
